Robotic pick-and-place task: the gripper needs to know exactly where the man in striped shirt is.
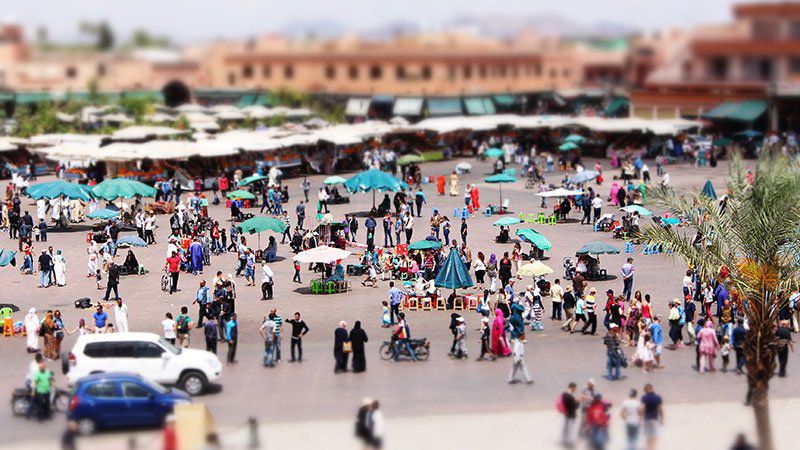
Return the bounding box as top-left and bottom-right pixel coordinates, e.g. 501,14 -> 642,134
269,308 -> 284,362
581,287 -> 598,335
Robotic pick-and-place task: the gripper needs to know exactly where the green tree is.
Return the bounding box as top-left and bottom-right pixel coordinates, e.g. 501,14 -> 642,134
640,152 -> 798,450
119,97 -> 154,124
130,29 -> 171,48
79,20 -> 115,50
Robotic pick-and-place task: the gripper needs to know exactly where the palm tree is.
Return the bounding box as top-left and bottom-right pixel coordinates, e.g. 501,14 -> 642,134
640,152 -> 798,450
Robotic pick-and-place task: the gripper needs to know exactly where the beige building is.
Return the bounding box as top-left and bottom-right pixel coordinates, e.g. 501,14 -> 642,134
213,32 -> 626,96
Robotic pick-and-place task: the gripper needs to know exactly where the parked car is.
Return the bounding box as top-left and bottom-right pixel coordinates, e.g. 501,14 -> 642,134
64,332 -> 222,396
68,373 -> 191,435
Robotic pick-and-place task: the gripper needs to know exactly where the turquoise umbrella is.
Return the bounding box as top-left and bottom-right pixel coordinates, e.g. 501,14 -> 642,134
87,208 -> 119,220
485,148 -> 504,158
701,180 -> 717,200
323,176 -> 348,185
238,216 -> 287,234
238,216 -> 287,248
493,217 -> 521,227
344,169 -> 409,208
620,205 -> 652,216
238,174 -> 269,186
92,178 -> 157,200
434,248 -> 474,290
408,240 -> 442,251
559,142 -> 580,152
226,189 -> 256,200
27,180 -> 94,201
569,170 -> 599,185
515,228 -> 552,251
564,134 -> 585,143
485,173 -> 516,211
575,241 -> 620,256
0,249 -> 17,267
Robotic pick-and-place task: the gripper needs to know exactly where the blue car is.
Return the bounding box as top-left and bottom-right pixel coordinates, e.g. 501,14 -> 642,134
68,373 -> 192,434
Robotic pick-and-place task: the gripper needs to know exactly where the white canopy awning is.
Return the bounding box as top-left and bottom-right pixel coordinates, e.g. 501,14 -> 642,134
293,245 -> 351,264
537,188 -> 584,198
111,126 -> 189,140
345,98 -> 371,117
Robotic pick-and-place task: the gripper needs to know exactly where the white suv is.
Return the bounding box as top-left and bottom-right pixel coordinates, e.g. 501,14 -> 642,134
64,333 -> 222,396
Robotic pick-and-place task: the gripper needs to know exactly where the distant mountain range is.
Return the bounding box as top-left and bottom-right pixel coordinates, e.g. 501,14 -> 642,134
280,14 -> 638,41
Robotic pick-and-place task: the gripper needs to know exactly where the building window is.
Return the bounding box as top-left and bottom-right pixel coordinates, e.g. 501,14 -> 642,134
562,68 -> 570,78
790,57 -> 800,75
708,57 -> 729,81
511,65 -> 518,78
65,66 -> 77,79
242,65 -> 254,79
534,64 -> 542,77
752,20 -> 778,40
228,73 -> 236,86
421,65 -> 432,80
395,65 -> 406,80
479,65 -> 487,78
325,65 -> 335,80
97,63 -> 106,77
682,62 -> 692,81
463,65 -> 472,79
263,66 -> 272,78
369,65 -> 382,80
284,65 -> 294,79
348,65 -> 358,80
549,68 -> 557,79
499,65 -> 507,78
448,66 -> 456,80
791,22 -> 800,39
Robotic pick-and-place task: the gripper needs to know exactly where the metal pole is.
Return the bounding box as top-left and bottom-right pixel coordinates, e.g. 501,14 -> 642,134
248,416 -> 260,449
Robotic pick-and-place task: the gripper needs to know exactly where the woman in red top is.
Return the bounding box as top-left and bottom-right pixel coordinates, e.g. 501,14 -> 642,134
218,175 -> 229,197
165,251 -> 182,295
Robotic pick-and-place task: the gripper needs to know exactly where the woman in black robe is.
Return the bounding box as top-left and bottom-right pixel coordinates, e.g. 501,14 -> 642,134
349,321 -> 369,373
334,321 -> 350,373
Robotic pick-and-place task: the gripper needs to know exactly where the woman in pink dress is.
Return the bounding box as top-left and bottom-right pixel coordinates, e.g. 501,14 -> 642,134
490,309 -> 511,357
698,321 -> 720,373
609,183 -> 620,206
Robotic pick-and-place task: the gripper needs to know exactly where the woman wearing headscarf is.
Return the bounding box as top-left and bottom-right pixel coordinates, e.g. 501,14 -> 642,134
53,250 -> 67,286
334,321 -> 350,373
24,308 -> 39,353
41,312 -> 59,360
349,321 -> 369,373
698,320 -> 720,373
486,254 -> 498,293
490,309 -> 511,357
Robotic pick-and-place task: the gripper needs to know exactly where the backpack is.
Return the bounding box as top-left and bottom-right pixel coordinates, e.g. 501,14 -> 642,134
177,315 -> 190,334
556,394 -> 566,414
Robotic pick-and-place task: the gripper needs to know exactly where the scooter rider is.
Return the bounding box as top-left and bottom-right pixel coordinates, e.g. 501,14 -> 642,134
392,313 -> 417,362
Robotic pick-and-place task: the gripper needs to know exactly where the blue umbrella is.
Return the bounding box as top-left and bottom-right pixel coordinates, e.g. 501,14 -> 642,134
660,217 -> 681,226
344,169 -> 409,208
27,180 -> 94,201
701,180 -> 717,200
434,248 -> 474,290
0,249 -> 17,267
87,208 -> 119,220
568,170 -> 599,185
576,241 -> 620,256
116,236 -> 148,247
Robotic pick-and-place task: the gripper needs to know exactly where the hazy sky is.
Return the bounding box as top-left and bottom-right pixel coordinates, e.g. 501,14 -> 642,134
4,0 -> 746,43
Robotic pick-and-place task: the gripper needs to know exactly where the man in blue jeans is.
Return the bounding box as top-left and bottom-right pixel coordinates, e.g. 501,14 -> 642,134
621,257 -> 635,301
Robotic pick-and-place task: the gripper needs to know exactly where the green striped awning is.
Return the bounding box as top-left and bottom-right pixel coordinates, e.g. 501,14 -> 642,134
492,94 -> 516,106
426,98 -> 463,116
604,97 -> 629,116
237,94 -> 257,107
702,100 -> 767,122
252,94 -> 270,106
15,92 -> 54,104
122,90 -> 164,102
0,92 -> 14,102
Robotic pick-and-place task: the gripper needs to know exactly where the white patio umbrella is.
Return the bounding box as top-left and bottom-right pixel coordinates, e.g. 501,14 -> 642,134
293,245 -> 352,264
536,188 -> 584,198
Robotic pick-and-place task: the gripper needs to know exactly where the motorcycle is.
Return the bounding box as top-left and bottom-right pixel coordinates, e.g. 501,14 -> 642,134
11,386 -> 71,417
378,338 -> 430,361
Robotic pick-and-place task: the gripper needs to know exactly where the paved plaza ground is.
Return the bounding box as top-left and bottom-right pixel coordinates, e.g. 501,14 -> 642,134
0,156 -> 797,449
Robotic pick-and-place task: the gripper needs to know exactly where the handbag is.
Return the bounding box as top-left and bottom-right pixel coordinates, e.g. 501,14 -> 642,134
342,341 -> 353,353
